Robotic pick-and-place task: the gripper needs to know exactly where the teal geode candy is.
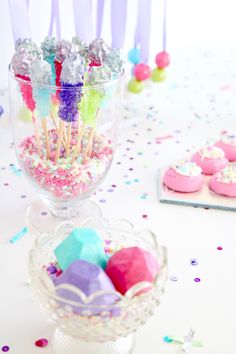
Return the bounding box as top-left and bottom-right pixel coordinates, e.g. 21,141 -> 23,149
54,228 -> 107,271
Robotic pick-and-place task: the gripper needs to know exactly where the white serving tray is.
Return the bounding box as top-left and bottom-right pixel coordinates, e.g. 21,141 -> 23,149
158,167 -> 236,212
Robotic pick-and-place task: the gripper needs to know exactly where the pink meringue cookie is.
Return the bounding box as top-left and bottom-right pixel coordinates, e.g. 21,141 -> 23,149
209,166 -> 236,197
163,161 -> 204,193
215,133 -> 236,162
191,146 -> 228,175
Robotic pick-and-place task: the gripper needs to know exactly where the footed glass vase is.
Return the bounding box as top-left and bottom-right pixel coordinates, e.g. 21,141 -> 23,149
9,66 -> 124,231
28,217 -> 168,354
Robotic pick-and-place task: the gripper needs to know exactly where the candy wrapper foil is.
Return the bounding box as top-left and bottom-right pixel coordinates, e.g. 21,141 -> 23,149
88,64 -> 112,85
104,49 -> 124,75
30,59 -> 52,85
12,38 -> 41,77
88,38 -> 111,66
61,53 -> 84,84
41,37 -> 57,58
72,36 -> 89,59
55,40 -> 72,63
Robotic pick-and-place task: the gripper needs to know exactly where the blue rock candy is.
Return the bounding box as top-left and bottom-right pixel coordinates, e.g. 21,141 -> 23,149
54,228 -> 107,271
54,259 -> 118,315
30,59 -> 52,117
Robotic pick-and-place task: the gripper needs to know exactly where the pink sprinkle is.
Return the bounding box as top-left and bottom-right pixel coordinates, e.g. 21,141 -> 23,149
217,246 -> 223,251
35,338 -> 48,348
155,134 -> 173,142
142,214 -> 148,219
56,269 -> 62,277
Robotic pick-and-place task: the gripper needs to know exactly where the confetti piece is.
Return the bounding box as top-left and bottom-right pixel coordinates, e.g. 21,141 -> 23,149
170,276 -> 178,282
1,346 -> 10,352
190,258 -> 198,266
9,227 -> 28,244
163,336 -> 173,343
155,134 -> 173,142
217,246 -> 223,251
35,338 -> 49,348
194,277 -> 201,283
163,329 -> 204,352
10,164 -> 22,176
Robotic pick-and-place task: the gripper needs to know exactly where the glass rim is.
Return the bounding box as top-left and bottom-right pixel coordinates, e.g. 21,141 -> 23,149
8,64 -> 124,91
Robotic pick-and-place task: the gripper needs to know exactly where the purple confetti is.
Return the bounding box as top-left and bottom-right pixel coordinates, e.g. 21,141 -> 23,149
194,277 -> 201,282
190,258 -> 198,266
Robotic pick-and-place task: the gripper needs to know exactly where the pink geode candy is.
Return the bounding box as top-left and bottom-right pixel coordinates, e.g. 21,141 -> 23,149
105,247 -> 159,295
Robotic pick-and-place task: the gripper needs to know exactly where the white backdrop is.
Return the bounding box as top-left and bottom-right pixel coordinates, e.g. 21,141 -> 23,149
1,0 -> 236,90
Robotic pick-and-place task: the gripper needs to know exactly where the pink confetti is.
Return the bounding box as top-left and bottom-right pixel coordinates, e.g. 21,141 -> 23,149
35,338 -> 48,348
155,135 -> 173,143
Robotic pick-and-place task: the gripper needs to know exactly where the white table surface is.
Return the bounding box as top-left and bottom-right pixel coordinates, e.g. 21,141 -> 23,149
0,43 -> 236,354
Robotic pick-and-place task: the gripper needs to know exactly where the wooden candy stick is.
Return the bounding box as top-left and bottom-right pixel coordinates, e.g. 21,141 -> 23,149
41,117 -> 50,159
55,119 -> 65,162
50,112 -> 67,149
32,113 -> 42,157
66,123 -> 71,157
84,108 -> 102,160
71,123 -> 86,164
83,127 -> 95,161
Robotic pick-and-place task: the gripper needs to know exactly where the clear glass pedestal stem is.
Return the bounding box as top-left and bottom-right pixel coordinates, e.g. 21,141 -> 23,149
52,328 -> 136,354
26,199 -> 102,233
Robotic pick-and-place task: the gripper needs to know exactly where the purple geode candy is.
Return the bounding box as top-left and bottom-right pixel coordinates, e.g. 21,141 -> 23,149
58,54 -> 84,122
12,38 -> 41,76
54,259 -> 119,315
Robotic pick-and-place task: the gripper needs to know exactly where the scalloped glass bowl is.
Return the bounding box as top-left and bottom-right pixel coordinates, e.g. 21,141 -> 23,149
29,217 -> 168,354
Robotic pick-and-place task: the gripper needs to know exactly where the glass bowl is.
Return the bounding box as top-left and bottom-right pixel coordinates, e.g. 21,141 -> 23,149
9,66 -> 124,231
28,217 -> 168,354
